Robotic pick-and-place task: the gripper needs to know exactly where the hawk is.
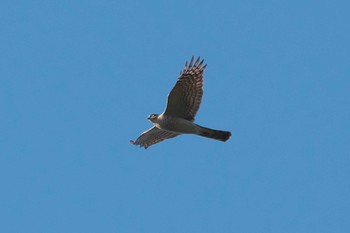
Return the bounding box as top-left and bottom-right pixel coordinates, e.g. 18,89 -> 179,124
130,56 -> 231,149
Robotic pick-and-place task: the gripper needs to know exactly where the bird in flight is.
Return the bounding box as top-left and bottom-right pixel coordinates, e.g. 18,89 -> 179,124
130,56 -> 231,149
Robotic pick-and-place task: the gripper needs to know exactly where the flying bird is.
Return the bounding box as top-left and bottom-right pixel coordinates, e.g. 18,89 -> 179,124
130,56 -> 231,148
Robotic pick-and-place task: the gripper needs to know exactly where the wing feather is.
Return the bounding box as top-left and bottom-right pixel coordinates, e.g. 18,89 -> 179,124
164,56 -> 206,121
130,127 -> 179,149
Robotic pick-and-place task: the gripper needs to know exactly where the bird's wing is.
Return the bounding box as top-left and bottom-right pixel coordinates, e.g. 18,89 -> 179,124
130,126 -> 179,149
164,56 -> 206,121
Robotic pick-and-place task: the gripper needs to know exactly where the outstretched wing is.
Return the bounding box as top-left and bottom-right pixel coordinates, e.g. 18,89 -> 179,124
130,127 -> 179,149
164,56 -> 206,121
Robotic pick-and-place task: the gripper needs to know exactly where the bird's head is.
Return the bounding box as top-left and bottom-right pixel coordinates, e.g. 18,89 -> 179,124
147,114 -> 159,123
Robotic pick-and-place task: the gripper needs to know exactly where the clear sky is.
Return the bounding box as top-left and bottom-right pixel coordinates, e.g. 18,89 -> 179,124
1,0 -> 349,232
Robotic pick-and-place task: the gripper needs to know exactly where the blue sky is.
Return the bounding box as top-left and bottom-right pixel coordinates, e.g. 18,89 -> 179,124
1,0 -> 349,232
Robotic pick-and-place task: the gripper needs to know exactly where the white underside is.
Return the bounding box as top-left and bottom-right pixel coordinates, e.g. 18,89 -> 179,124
154,114 -> 199,134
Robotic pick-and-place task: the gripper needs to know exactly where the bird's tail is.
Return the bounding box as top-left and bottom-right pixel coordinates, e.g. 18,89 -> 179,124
196,124 -> 231,142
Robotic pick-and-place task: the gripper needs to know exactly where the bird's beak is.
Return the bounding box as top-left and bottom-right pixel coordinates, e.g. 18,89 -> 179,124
147,116 -> 150,120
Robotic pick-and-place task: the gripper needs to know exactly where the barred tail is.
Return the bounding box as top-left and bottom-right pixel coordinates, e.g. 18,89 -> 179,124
196,124 -> 231,142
